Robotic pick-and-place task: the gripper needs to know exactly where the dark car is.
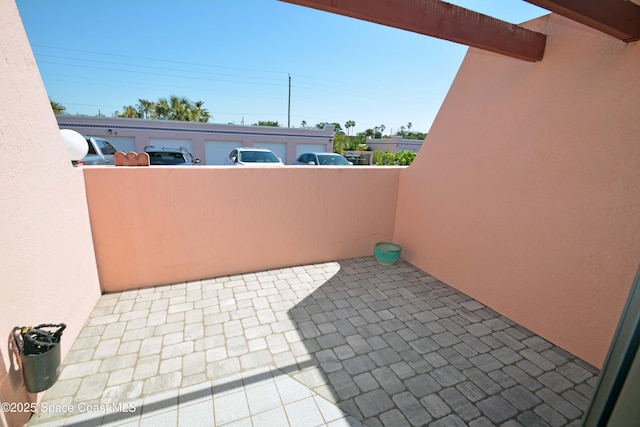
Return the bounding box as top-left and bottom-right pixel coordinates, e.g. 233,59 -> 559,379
144,146 -> 200,165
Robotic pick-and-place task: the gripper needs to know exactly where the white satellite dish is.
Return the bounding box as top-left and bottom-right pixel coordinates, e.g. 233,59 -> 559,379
60,129 -> 88,161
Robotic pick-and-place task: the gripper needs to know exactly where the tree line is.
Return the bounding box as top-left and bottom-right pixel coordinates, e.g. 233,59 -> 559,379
312,121 -> 426,154
115,96 -> 211,122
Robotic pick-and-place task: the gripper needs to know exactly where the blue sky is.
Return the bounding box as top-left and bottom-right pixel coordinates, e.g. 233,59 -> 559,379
16,0 -> 547,134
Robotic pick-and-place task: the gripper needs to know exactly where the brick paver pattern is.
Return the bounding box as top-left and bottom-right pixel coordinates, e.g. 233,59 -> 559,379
28,257 -> 599,426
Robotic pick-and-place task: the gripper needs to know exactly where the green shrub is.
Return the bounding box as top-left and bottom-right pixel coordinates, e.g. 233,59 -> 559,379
372,150 -> 383,165
395,150 -> 417,165
374,150 -> 416,166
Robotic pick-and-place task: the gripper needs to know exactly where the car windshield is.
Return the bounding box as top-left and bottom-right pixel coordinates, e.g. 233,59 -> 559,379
148,152 -> 186,165
239,151 -> 279,163
96,139 -> 116,155
317,154 -> 351,165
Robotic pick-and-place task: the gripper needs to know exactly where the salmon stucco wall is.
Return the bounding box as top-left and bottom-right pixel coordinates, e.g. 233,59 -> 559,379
0,1 -> 101,424
394,14 -> 640,367
83,166 -> 401,292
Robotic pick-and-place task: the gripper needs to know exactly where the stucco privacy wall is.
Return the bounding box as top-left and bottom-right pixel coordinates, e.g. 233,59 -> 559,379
83,166 -> 400,292
394,14 -> 640,367
0,1 -> 101,424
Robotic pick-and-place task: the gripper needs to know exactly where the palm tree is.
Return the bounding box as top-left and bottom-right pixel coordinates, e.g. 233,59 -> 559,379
153,98 -> 170,120
136,99 -> 155,119
117,105 -> 141,118
168,95 -> 191,121
126,95 -> 211,122
192,100 -> 210,123
50,99 -> 66,115
345,120 -> 356,136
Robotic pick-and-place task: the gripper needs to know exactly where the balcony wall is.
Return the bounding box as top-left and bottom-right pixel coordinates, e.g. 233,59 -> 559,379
0,2 -> 101,426
83,166 -> 401,292
394,14 -> 640,368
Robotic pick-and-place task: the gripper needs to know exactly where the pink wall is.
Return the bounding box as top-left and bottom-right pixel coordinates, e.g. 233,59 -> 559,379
0,1 -> 101,425
84,166 -> 401,291
395,14 -> 640,367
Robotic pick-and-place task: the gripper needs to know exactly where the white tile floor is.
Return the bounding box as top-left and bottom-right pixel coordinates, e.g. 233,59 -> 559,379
32,367 -> 363,427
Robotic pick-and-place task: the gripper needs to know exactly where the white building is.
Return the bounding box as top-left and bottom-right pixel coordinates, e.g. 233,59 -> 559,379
56,116 -> 335,165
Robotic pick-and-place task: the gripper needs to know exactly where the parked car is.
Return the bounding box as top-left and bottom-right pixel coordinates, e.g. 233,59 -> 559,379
294,152 -> 352,166
73,137 -> 117,166
225,147 -> 284,166
144,146 -> 200,166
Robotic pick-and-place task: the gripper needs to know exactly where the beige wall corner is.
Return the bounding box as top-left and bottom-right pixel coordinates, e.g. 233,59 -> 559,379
0,1 -> 101,423
395,14 -> 640,367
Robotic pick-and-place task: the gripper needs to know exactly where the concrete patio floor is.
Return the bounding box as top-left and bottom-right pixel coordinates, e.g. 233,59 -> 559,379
27,257 -> 599,426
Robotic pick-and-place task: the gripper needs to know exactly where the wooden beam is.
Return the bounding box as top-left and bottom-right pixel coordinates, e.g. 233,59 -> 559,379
525,0 -> 640,42
279,0 -> 547,62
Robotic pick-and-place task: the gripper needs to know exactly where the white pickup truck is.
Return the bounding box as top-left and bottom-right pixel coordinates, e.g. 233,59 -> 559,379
73,137 -> 117,166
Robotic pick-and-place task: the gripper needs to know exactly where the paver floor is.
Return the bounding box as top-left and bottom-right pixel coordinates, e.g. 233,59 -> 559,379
28,257 -> 599,426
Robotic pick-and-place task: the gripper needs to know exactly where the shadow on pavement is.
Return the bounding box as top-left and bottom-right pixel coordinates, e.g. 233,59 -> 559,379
286,257 -> 599,426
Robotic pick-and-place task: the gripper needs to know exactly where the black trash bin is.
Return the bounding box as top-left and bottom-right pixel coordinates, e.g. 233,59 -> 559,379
12,324 -> 66,393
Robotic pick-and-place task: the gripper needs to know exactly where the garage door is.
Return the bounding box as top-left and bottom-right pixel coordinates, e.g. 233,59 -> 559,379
205,141 -> 240,165
296,144 -> 327,157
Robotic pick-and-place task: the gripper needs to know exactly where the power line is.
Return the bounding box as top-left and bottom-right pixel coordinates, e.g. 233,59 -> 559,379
31,44 -> 286,76
31,46 -> 434,102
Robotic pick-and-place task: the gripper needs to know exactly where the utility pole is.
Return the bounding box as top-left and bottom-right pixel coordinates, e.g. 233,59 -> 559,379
287,74 -> 291,128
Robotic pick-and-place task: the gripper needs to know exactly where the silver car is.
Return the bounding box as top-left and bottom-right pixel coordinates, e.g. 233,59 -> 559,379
73,137 -> 117,166
144,146 -> 200,166
294,152 -> 352,166
225,147 -> 283,166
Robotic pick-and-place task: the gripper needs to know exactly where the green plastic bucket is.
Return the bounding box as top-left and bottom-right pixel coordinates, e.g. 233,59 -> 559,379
374,242 -> 402,266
